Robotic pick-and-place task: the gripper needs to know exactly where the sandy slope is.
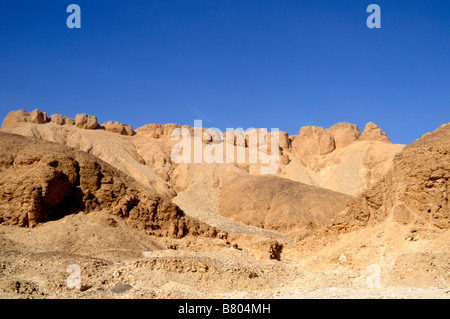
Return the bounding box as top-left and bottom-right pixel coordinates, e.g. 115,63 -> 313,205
0,212 -> 448,299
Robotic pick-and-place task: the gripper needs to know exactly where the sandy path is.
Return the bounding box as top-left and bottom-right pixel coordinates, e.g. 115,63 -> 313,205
173,185 -> 294,244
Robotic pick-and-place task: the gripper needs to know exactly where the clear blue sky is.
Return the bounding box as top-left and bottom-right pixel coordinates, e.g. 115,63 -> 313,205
0,0 -> 448,144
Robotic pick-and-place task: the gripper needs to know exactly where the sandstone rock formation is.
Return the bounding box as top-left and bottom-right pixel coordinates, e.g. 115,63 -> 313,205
278,131 -> 291,149
101,121 -> 135,136
75,114 -> 99,130
326,122 -> 360,149
330,123 -> 450,231
0,108 -> 448,299
50,114 -> 75,126
30,109 -> 48,124
359,122 -> 390,142
0,132 -> 218,238
135,123 -> 182,138
281,121 -> 402,195
1,109 -> 404,197
1,114 -> 175,198
293,126 -> 336,156
1,109 -> 45,129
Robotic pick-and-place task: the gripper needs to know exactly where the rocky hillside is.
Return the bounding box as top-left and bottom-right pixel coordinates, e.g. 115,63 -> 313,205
1,109 -> 404,196
0,132 -> 219,238
330,123 -> 450,232
0,109 -> 448,299
0,108 -> 409,240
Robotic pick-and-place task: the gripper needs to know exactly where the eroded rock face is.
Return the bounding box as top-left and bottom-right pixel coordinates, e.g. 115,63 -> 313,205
30,109 -> 48,124
293,126 -> 336,156
102,121 -> 135,136
359,122 -> 391,143
327,122 -> 361,149
50,114 -> 75,126
278,131 -> 291,149
1,109 -> 46,129
0,132 -> 219,238
1,109 -> 402,197
135,123 -> 181,138
331,123 -> 450,231
75,114 -> 99,130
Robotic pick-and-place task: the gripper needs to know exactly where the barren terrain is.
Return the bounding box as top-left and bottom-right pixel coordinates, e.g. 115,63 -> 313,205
0,109 -> 448,299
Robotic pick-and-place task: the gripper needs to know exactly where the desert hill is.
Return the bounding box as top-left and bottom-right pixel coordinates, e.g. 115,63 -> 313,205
218,172 -> 350,234
330,123 -> 450,232
0,109 -> 406,239
1,109 -> 404,197
0,131 -> 219,238
0,109 -> 448,299
287,122 -> 450,290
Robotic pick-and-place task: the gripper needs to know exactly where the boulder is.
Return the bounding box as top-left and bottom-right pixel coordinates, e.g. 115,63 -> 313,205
327,122 -> 361,148
135,123 -> 181,138
50,114 -> 75,126
30,109 -> 48,124
294,126 -> 335,156
1,109 -> 50,129
75,114 -> 99,130
1,110 -> 31,129
278,131 -> 291,149
280,153 -> 290,165
358,122 -> 391,143
102,121 -> 135,136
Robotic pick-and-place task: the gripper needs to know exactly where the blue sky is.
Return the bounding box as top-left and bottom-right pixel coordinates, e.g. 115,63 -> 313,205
0,0 -> 448,144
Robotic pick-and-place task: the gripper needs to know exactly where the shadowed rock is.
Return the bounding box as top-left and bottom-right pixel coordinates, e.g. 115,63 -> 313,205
0,132 -> 220,239
331,123 -> 450,231
50,114 -> 75,126
102,121 -> 135,136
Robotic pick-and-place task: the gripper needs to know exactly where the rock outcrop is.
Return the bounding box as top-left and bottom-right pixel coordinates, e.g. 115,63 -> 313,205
102,121 -> 135,136
1,109 -> 403,197
278,131 -> 291,149
331,123 -> 450,231
75,114 -> 99,130
293,126 -> 336,156
135,123 -> 182,138
30,109 -> 48,124
359,122 -> 390,143
50,114 -> 75,126
1,109 -> 48,129
326,122 -> 361,149
0,132 -> 219,238
292,122 -> 390,157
